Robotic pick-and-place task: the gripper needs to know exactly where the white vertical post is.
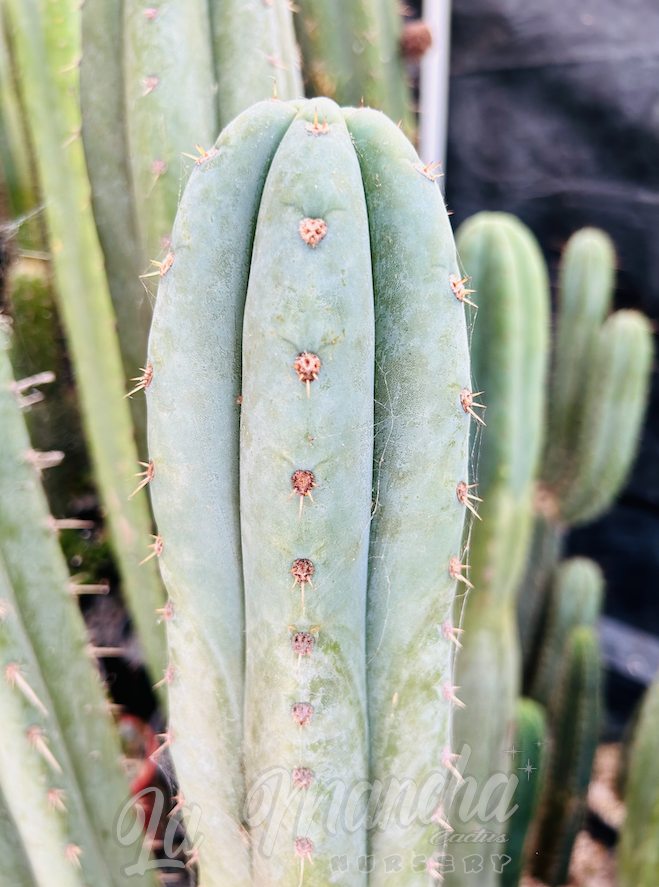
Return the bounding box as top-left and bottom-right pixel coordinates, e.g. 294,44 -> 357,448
419,0 -> 452,189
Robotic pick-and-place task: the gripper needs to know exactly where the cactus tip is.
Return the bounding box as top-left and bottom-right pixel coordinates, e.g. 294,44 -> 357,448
305,108 -> 331,135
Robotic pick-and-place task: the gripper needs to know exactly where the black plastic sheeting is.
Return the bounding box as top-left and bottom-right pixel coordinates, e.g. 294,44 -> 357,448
441,0 -> 659,732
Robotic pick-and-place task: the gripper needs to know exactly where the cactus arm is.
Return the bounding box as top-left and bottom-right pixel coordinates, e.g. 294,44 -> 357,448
0,13 -> 34,218
123,0 -> 218,263
0,552 -> 112,887
543,228 -> 615,491
530,557 -> 603,708
501,698 -> 547,887
0,787 -> 35,887
531,626 -> 601,887
618,673 -> 659,886
80,0 -> 150,455
210,0 -> 302,128
147,100 -> 298,887
3,0 -> 167,697
0,330 -> 155,886
518,516 -> 562,688
0,639 -> 85,887
560,309 -> 653,525
371,1 -> 414,132
240,98 -> 373,885
344,106 -> 470,879
451,213 -> 549,879
294,0 -> 386,110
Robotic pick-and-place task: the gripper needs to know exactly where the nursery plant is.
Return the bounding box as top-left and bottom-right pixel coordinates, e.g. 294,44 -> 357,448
146,95 -> 471,885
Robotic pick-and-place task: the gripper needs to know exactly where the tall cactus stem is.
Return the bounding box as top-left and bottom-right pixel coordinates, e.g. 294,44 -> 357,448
3,0 -> 167,696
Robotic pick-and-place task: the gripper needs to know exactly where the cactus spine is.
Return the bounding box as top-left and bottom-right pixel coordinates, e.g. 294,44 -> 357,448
502,699 -> 547,887
4,0 -> 167,694
618,670 -> 659,886
450,213 -> 549,880
0,326 -> 154,886
530,626 -> 601,886
148,99 -> 469,885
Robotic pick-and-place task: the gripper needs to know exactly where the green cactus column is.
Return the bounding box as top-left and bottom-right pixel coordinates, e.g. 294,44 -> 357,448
345,106 -> 470,883
295,1 -> 412,130
147,99 -> 299,887
80,0 -> 151,456
618,670 -> 659,886
520,228 -> 652,683
502,699 -> 547,887
210,0 -> 302,128
450,213 -> 549,883
530,557 -> 603,708
531,626 -> 601,886
4,0 -> 167,695
123,0 -> 218,265
0,327 -> 155,887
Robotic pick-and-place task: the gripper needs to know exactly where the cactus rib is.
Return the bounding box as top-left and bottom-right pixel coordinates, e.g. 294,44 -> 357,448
80,0 -> 151,456
345,106 -> 470,881
147,100 -> 299,887
240,97 -> 373,886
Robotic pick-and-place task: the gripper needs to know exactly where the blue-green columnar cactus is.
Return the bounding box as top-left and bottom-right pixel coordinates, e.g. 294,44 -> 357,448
146,97 -> 470,886
449,213 -> 549,885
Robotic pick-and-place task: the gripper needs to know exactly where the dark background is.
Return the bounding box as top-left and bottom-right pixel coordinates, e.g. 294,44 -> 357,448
419,0 -> 659,733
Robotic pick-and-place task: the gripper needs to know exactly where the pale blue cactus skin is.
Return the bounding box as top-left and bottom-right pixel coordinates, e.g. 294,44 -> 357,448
148,99 -> 470,886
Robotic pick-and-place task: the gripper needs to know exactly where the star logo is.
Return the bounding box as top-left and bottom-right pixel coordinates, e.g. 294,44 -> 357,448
503,744 -> 522,759
519,759 -> 537,781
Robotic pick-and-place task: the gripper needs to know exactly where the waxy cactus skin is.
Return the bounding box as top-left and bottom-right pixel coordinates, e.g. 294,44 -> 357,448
148,98 -> 470,885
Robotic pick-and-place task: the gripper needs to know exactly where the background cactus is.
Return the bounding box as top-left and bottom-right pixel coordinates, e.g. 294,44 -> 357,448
502,698 -> 547,887
4,0 -> 168,694
618,668 -> 659,886
0,324 -> 154,886
529,557 -> 604,708
449,212 -> 549,881
294,0 -> 412,132
81,0 -> 301,448
147,97 -> 470,885
519,229 -> 653,681
530,626 -> 601,887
